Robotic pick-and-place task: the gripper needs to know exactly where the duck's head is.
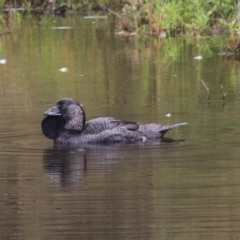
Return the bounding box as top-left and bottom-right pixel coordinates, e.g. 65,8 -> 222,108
42,98 -> 86,139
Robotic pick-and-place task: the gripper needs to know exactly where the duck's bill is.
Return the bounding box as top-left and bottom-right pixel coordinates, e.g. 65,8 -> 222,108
44,106 -> 61,116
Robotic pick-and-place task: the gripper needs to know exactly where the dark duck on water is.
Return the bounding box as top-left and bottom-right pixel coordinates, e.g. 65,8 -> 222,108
41,98 -> 188,145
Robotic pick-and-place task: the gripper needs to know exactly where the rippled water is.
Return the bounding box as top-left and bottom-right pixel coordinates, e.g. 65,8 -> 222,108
0,15 -> 240,240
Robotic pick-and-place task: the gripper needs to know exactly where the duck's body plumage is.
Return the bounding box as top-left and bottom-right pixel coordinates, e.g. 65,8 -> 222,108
41,98 -> 187,145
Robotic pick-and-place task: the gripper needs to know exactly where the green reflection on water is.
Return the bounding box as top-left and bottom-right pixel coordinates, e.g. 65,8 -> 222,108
0,15 -> 238,121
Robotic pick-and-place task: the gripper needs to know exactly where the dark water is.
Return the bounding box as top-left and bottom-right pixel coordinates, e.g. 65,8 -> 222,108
0,15 -> 240,240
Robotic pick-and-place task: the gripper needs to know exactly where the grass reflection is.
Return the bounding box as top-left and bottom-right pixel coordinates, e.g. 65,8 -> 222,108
0,16 -> 239,120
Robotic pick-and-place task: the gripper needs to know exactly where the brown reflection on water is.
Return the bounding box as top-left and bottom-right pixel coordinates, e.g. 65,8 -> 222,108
2,143 -> 240,240
0,15 -> 240,240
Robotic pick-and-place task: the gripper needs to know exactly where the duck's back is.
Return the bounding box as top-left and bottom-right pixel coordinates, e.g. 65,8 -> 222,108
83,117 -> 139,134
83,117 -> 117,134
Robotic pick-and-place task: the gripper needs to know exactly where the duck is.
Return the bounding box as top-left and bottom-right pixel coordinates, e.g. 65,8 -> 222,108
41,98 -> 187,145
54,5 -> 69,16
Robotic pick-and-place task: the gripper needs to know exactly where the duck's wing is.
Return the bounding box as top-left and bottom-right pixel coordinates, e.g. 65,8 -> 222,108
110,120 -> 139,131
84,117 -> 139,134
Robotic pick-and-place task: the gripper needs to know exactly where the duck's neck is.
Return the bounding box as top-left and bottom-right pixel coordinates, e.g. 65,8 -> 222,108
65,105 -> 86,132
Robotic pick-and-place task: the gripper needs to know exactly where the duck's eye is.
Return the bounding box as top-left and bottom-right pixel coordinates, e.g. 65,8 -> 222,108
58,104 -> 69,113
57,104 -> 64,111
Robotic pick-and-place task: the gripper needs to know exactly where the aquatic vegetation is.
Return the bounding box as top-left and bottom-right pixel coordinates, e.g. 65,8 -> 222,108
112,0 -> 240,54
0,0 -> 238,38
0,0 -> 239,56
114,0 -> 238,37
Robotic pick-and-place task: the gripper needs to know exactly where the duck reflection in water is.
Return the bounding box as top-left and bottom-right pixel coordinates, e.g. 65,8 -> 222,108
42,144 -> 137,188
42,137 -> 186,188
43,146 -> 87,187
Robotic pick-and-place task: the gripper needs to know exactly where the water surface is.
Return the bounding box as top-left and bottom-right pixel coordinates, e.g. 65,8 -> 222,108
0,15 -> 240,240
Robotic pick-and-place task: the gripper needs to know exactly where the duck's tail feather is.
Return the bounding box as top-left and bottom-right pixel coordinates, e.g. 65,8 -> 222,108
160,122 -> 188,138
161,122 -> 188,130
